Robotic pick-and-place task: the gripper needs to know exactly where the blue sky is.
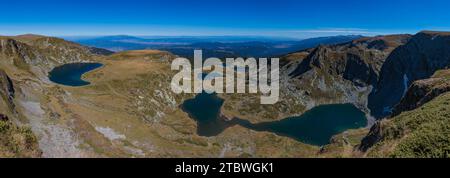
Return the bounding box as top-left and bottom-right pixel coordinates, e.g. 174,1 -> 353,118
1,0 -> 450,38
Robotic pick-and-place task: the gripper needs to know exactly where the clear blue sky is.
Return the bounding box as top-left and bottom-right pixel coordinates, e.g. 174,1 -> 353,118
2,0 -> 450,38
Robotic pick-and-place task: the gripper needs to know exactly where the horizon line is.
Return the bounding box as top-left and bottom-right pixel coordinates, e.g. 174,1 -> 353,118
3,29 -> 446,41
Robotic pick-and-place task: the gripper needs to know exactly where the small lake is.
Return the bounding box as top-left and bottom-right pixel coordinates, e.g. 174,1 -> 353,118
182,93 -> 367,146
181,92 -> 232,136
48,63 -> 103,86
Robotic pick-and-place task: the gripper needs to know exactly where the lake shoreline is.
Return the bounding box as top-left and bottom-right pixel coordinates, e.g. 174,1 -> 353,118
48,62 -> 104,87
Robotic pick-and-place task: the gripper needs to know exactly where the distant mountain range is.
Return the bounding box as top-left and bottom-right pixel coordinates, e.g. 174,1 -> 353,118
70,35 -> 363,58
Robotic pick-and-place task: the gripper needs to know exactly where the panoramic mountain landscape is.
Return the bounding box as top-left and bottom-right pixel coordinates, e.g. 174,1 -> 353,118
2,0 -> 450,160
1,30 -> 450,158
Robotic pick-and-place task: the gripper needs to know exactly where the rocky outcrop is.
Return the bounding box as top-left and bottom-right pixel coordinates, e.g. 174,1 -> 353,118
369,31 -> 450,118
358,121 -> 382,152
392,70 -> 450,116
0,113 -> 8,121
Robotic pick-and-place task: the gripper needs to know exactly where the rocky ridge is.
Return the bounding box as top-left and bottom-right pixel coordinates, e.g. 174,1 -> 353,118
220,34 -> 411,123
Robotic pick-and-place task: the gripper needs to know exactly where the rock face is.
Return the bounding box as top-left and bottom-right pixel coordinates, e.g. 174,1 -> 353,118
369,31 -> 450,118
392,69 -> 450,116
0,34 -> 324,158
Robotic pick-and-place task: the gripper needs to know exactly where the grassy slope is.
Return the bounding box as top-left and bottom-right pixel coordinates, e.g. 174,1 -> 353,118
0,94 -> 40,157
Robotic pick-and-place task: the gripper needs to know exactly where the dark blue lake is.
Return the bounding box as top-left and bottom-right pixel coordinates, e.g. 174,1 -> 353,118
48,63 -> 103,86
182,93 -> 367,146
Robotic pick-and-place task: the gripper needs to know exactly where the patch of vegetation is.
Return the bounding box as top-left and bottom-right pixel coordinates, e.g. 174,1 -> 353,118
368,92 -> 450,158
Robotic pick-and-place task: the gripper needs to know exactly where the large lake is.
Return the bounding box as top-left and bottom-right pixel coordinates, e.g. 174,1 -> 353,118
182,92 -> 367,146
48,63 -> 103,86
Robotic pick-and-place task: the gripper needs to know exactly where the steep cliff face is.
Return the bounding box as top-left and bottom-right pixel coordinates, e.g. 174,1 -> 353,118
1,35 -> 111,75
369,31 -> 450,118
220,34 -> 411,123
0,33 -> 319,157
